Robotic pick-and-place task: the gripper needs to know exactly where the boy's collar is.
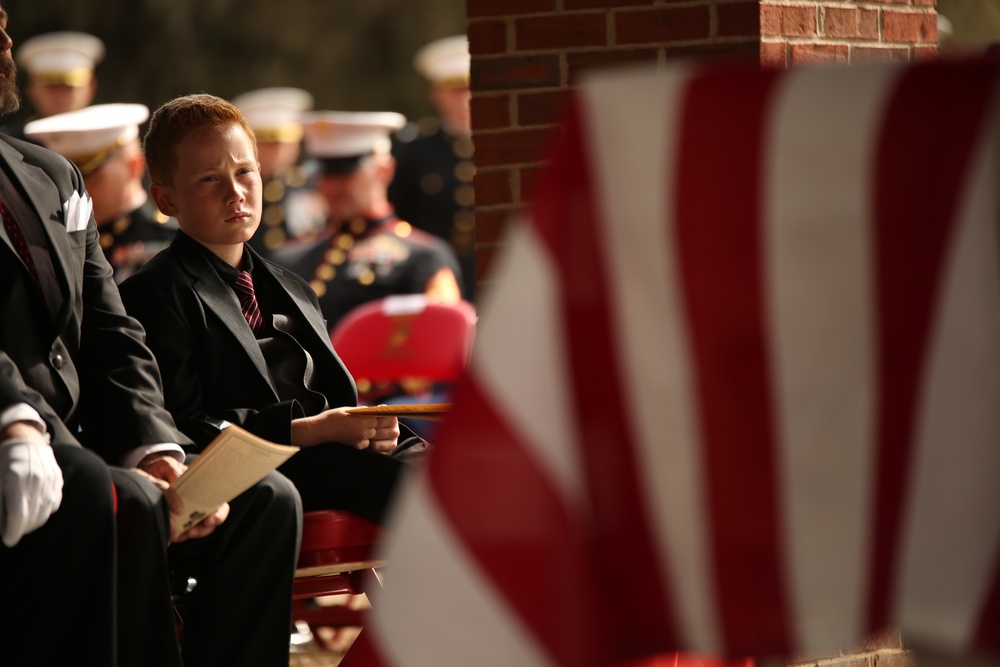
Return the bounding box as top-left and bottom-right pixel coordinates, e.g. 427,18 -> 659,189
175,230 -> 250,283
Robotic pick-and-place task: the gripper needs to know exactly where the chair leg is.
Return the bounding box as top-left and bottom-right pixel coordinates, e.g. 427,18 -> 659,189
347,567 -> 382,596
292,570 -> 378,646
293,598 -> 367,628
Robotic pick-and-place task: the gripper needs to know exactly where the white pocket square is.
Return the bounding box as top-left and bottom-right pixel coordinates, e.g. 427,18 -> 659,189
63,191 -> 93,233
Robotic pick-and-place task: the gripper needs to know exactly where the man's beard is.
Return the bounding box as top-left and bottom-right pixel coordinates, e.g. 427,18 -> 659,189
0,54 -> 20,116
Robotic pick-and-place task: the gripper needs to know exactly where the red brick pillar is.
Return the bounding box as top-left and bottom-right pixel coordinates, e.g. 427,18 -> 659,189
468,0 -> 938,288
761,1 -> 938,67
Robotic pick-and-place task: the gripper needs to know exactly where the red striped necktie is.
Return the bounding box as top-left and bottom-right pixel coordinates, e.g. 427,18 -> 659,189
2,201 -> 41,286
234,270 -> 264,334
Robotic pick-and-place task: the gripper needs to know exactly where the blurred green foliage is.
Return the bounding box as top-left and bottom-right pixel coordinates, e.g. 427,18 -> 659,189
3,0 -> 466,124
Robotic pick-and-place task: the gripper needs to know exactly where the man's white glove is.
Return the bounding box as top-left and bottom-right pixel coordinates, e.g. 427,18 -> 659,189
0,438 -> 63,547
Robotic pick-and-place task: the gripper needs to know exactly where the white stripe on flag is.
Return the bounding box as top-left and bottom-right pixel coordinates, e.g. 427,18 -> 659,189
896,91 -> 1000,650
474,217 -> 587,502
372,471 -> 554,667
764,64 -> 899,652
372,216 -> 585,666
581,65 -> 721,652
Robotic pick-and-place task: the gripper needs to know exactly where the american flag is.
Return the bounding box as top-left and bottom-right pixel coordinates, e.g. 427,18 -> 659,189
362,58 -> 1000,666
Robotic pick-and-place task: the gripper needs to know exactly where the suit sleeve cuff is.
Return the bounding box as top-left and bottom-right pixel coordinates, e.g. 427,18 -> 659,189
0,403 -> 48,436
121,443 -> 186,469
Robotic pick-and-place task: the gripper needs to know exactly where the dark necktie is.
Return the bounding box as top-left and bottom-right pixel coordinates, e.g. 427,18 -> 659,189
2,201 -> 41,286
235,270 -> 264,334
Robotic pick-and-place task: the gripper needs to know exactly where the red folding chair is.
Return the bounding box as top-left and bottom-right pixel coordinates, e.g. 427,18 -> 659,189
294,296 -> 475,650
330,294 -> 477,404
292,510 -> 386,647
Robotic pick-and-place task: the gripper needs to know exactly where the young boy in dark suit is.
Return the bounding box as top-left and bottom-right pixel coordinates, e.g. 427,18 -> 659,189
120,94 -> 426,524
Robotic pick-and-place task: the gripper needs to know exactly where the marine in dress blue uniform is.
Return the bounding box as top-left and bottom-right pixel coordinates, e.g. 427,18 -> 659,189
97,198 -> 178,283
0,31 -> 102,143
388,35 -> 477,301
232,86 -> 326,260
272,110 -> 462,330
24,102 -> 178,283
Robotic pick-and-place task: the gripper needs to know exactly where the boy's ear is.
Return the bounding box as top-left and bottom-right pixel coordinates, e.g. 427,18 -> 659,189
149,183 -> 177,217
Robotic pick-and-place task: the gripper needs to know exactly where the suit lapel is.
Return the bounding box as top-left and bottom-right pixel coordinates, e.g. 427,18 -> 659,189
271,264 -> 335,350
263,258 -> 359,402
0,144 -> 18,262
0,141 -> 77,327
174,238 -> 279,396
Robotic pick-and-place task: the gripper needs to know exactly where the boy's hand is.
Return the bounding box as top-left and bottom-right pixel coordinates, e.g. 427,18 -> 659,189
292,408 -> 399,453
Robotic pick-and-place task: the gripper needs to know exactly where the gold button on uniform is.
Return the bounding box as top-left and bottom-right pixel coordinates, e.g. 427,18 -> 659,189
452,137 -> 474,159
264,228 -> 286,249
454,184 -> 475,207
454,160 -> 475,183
316,264 -> 335,281
262,204 -> 284,226
454,209 -> 475,231
263,179 -> 285,202
325,248 -> 346,266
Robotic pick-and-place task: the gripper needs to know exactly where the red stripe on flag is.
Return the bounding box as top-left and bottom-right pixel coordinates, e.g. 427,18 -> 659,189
529,95 -> 681,660
674,66 -> 792,657
867,62 -> 997,633
430,371 -> 608,666
974,552 -> 1000,653
337,629 -> 385,667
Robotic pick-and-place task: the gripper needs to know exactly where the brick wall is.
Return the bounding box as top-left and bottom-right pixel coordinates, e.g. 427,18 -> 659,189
467,0 -> 938,287
761,1 -> 939,67
469,0 -> 762,284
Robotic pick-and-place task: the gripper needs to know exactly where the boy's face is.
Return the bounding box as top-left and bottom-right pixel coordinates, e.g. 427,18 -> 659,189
151,122 -> 261,253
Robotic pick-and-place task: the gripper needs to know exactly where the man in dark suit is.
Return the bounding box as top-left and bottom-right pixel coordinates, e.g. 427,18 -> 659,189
120,93 -> 424,525
0,365 -> 117,665
0,8 -> 301,666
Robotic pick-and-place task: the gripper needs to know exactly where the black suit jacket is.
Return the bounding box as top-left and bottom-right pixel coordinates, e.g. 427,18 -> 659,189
119,232 -> 361,449
0,135 -> 187,461
0,370 -> 51,433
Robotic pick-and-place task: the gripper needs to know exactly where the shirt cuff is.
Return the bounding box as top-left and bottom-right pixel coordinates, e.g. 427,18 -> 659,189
121,443 -> 186,469
0,403 -> 48,435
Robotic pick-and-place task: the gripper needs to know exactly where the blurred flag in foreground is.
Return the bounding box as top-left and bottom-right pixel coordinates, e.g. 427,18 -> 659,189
364,58 -> 1000,666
